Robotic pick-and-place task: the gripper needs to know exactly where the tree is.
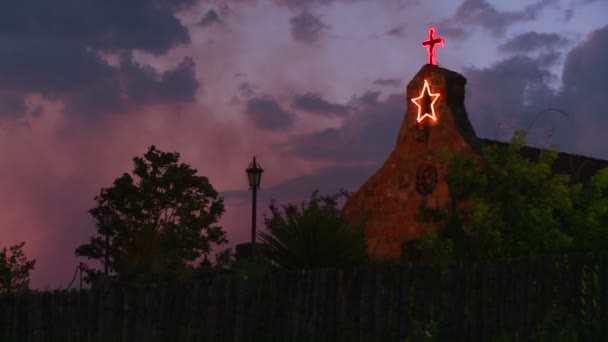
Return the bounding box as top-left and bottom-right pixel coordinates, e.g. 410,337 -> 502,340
75,145 -> 227,284
0,242 -> 36,294
414,131 -> 578,262
259,190 -> 368,270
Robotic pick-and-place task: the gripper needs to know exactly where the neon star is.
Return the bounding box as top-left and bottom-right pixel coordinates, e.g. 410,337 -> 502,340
422,27 -> 444,66
411,79 -> 440,123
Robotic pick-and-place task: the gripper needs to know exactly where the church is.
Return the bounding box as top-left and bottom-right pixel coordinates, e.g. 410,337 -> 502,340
341,28 -> 608,262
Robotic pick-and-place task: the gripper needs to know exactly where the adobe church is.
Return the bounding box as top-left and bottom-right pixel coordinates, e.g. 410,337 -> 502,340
341,28 -> 608,261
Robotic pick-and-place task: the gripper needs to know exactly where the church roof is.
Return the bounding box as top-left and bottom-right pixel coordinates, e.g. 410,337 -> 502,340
480,138 -> 608,184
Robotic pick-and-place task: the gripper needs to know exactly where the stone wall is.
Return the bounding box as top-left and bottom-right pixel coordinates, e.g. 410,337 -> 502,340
342,64 -> 481,261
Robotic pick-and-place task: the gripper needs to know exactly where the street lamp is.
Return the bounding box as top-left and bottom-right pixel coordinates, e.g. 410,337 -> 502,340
246,156 -> 263,258
102,212 -> 112,276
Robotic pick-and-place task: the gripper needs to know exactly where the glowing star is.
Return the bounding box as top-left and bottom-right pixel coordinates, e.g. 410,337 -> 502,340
422,27 -> 444,66
411,79 -> 440,123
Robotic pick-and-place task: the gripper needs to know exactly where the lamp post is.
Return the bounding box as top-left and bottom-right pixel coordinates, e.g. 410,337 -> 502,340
246,156 -> 263,258
102,212 -> 112,276
79,262 -> 87,291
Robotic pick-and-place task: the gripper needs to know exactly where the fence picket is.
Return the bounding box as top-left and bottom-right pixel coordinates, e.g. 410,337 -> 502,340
4,253 -> 608,341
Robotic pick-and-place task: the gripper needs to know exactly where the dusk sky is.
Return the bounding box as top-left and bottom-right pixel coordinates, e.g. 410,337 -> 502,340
0,0 -> 606,289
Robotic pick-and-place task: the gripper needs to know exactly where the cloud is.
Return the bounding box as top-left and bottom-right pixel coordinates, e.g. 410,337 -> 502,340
500,31 -> 569,53
273,0 -> 354,10
446,0 -> 558,37
0,1 -> 200,121
561,25 -> 608,97
385,24 -> 407,37
237,82 -> 259,98
64,55 -> 199,118
0,93 -> 27,118
463,24 -> 608,158
245,96 -> 295,131
572,0 -> 604,4
554,25 -> 608,156
0,40 -> 113,95
272,0 -> 420,10
200,9 -> 222,27
463,55 -> 556,140
285,91 -> 405,162
289,11 -> 329,43
0,0 -> 192,55
373,78 -> 402,87
291,93 -> 349,116
561,0 -> 606,21
438,24 -> 469,40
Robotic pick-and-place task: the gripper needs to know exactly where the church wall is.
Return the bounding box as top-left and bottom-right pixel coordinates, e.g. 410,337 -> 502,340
342,65 -> 480,261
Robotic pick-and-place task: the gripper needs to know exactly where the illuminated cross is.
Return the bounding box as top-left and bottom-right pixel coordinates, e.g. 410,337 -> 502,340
411,79 -> 440,123
421,27 -> 444,66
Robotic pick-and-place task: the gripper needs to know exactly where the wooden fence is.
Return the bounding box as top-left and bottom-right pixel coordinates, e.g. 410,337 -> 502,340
1,252 -> 608,341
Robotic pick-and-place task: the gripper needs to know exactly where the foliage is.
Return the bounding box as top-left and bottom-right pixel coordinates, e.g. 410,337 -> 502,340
406,319 -> 438,342
232,257 -> 275,277
492,305 -> 582,342
75,145 -> 227,284
0,242 -> 36,294
413,130 -> 597,262
213,247 -> 235,270
258,189 -> 368,270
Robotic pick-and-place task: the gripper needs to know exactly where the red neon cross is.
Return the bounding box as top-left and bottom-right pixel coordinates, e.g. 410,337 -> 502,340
421,27 -> 444,66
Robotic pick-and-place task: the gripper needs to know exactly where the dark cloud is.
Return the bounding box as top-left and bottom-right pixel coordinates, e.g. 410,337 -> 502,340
573,0 -> 603,4
237,82 -> 258,98
246,96 -> 295,131
65,56 -> 199,118
373,78 -> 402,87
463,25 -> 608,158
285,91 -> 404,162
464,55 -> 556,140
0,40 -> 113,94
0,0 -> 191,55
563,8 -> 574,21
0,93 -> 26,118
500,31 -> 569,53
385,24 -> 406,37
29,106 -> 44,117
200,9 -> 222,27
551,25 -> 608,157
156,58 -> 199,102
154,0 -> 197,10
561,25 -> 608,96
561,0 -> 605,21
447,0 -> 558,37
0,1 -> 199,120
273,0 -> 353,9
14,120 -> 31,129
289,11 -> 329,43
291,93 -> 349,116
272,0 -> 420,10
64,77 -> 127,118
438,24 -> 468,40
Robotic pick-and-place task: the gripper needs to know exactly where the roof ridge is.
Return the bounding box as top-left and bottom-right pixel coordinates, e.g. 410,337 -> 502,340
480,138 -> 608,164
479,138 -> 608,183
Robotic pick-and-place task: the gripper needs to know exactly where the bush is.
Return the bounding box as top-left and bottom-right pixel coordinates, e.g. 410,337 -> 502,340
258,190 -> 368,270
